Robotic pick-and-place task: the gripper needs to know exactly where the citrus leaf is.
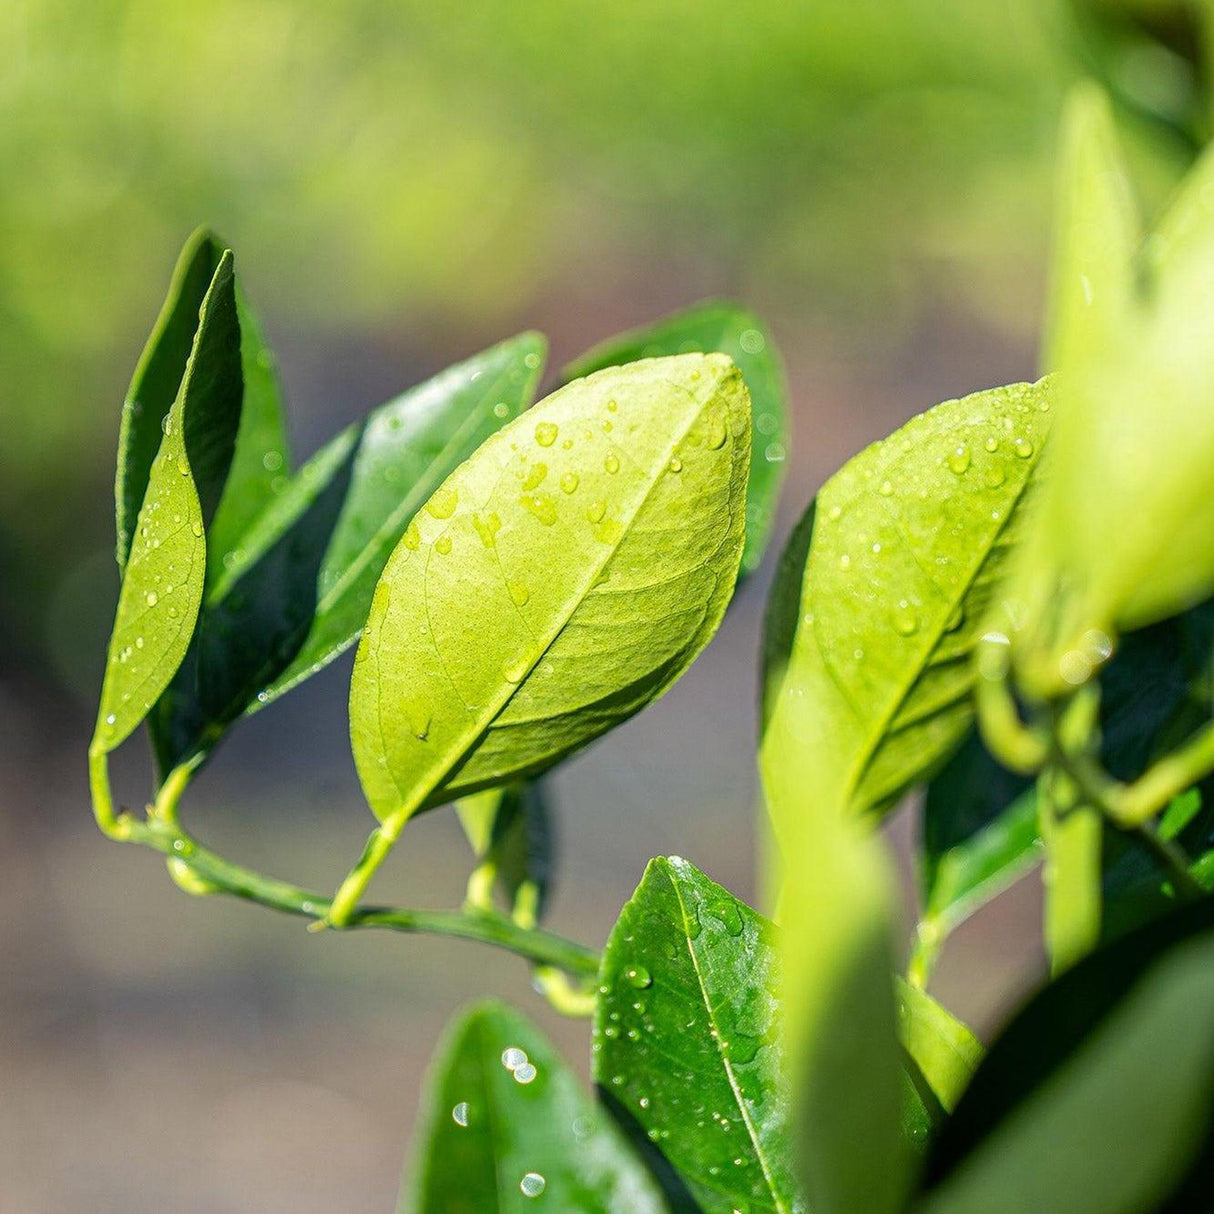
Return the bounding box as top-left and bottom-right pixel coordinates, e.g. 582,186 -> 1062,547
563,302 -> 788,575
94,251 -> 242,752
918,899 -> 1214,1214
896,979 -> 983,1118
592,856 -> 800,1213
114,227 -> 225,572
407,1001 -> 665,1214
455,781 -> 554,921
760,378 -> 1054,843
149,335 -> 544,771
350,353 -> 749,826
203,282 -> 292,579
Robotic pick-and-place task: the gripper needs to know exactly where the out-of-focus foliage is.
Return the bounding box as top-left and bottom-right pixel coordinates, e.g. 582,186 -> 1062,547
0,0 -> 1206,690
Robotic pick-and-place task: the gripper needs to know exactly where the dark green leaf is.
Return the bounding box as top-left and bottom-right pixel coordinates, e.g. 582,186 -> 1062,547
350,354 -> 749,828
150,335 -> 544,771
408,1001 -> 664,1213
918,898 -> 1214,1214
115,227 -> 225,572
593,856 -> 799,1213
94,251 -> 242,752
564,302 -> 788,576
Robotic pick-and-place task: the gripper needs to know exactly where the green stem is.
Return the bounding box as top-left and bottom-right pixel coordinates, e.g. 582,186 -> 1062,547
327,811 -> 407,926
1115,721 -> 1214,828
974,652 -> 1049,774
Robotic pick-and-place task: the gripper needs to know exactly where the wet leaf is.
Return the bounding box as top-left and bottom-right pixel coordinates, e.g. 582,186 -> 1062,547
760,378 -> 1054,842
350,353 -> 749,826
149,335 -> 544,771
408,1001 -> 664,1213
564,302 -> 788,575
593,856 -> 799,1213
94,251 -> 242,752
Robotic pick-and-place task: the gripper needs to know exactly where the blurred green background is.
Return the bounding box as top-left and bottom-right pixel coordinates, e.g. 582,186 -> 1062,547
1,1 -> 1210,1208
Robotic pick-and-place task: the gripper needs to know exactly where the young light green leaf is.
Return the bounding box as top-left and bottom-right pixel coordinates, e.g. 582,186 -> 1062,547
350,353 -> 749,827
917,901 -> 1214,1214
203,283 -> 292,576
896,979 -> 983,1118
563,302 -> 788,575
115,228 -> 225,572
593,856 -> 801,1214
148,335 -> 545,772
407,1001 -> 665,1214
94,252 -> 242,752
455,781 -> 554,921
1009,85 -> 1214,691
760,378 -> 1054,844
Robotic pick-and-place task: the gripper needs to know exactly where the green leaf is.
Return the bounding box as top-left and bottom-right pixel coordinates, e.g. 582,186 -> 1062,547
204,282 -> 292,578
350,353 -> 749,827
455,781 -> 554,921
94,251 -> 242,752
1010,84 -> 1214,687
592,856 -> 800,1213
917,899 -> 1214,1214
407,1001 -> 665,1214
149,335 -> 544,772
760,378 -> 1054,841
114,227 -> 225,573
564,302 -> 788,576
896,979 -> 983,1119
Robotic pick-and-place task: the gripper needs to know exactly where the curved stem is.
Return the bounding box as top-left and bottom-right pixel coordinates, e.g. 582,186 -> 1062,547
974,658 -> 1049,775
327,812 -> 406,926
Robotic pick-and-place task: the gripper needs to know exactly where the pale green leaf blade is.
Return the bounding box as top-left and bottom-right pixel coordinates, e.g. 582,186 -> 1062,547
148,335 -> 544,771
593,856 -> 801,1213
115,227 -> 224,572
350,353 -> 750,825
408,1001 -> 665,1213
94,251 -> 242,752
1040,82 -> 1139,377
896,979 -> 983,1117
203,283 -> 292,576
563,302 -> 788,574
760,379 -> 1054,842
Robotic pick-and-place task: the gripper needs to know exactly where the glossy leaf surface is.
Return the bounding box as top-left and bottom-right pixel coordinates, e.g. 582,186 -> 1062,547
408,1001 -> 664,1213
351,353 -> 749,825
564,302 -> 787,575
95,252 -> 242,751
150,335 -> 544,770
593,856 -> 799,1213
761,379 -> 1053,841
919,899 -> 1214,1214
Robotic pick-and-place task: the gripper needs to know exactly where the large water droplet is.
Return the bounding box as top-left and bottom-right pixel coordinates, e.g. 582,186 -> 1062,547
706,416 -> 728,450
509,581 -> 531,607
513,1062 -> 537,1085
452,1102 -> 470,1127
534,422 -> 558,448
145,591 -> 159,607
947,445 -> 971,475
405,699 -> 432,741
604,453 -> 620,475
520,494 -> 557,525
427,486 -> 459,519
520,1172 -> 546,1198
502,654 -> 530,683
668,456 -> 682,473
559,472 -> 579,494
523,462 -> 548,491
586,501 -> 606,524
501,1047 -> 528,1072
1012,437 -> 1034,459
624,964 -> 652,989
706,899 -> 743,936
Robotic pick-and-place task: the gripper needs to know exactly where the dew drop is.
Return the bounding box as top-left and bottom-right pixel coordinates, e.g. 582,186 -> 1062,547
161,413 -> 173,436
593,518 -> 623,545
739,328 -> 765,354
520,1172 -> 546,1198
502,655 -> 530,684
668,456 -> 682,473
827,504 -> 842,521
706,417 -> 728,450
145,591 -> 158,607
501,1047 -> 528,1072
601,419 -> 613,433
523,462 -> 548,491
638,1096 -> 651,1109
559,472 -> 580,494
604,453 -> 620,475
434,535 -> 452,555
1059,649 -> 1092,686
513,1062 -> 537,1085
728,1034 -> 761,1065
624,964 -> 652,989
104,713 -> 116,727
534,422 -> 558,448
520,494 -> 557,525
984,466 -> 1006,488
403,520 -> 421,550
452,1102 -> 470,1127
508,581 -> 531,607
586,501 -> 606,524
838,553 -> 851,571
176,457 -> 190,476
764,442 -> 786,464
473,512 -> 501,548
427,485 -> 459,519
879,479 -> 893,496
603,1024 -> 620,1039
947,445 -> 971,475
706,900 -> 744,936
262,450 -> 284,472
892,601 -> 918,636
1012,437 -> 1035,459
190,520 -> 203,537
524,351 -> 542,370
